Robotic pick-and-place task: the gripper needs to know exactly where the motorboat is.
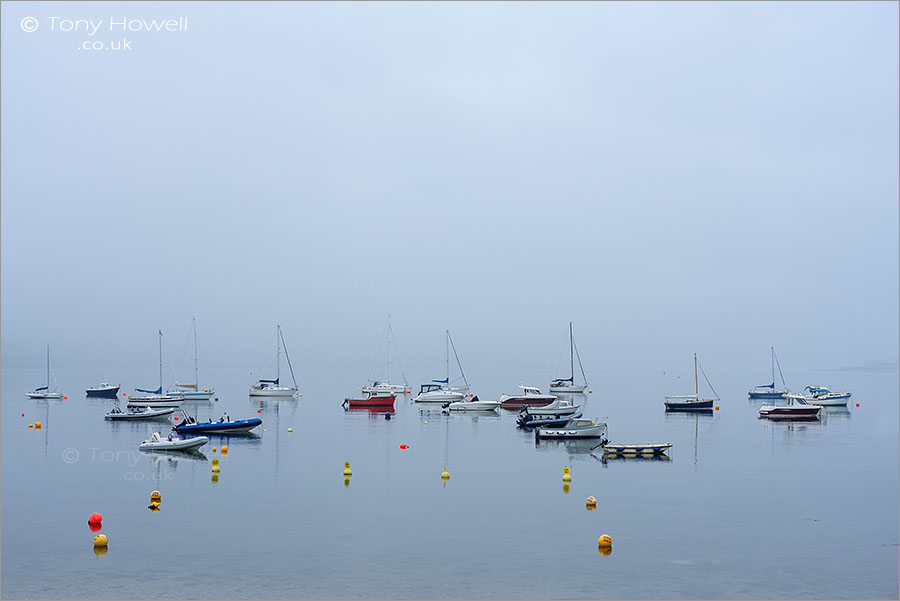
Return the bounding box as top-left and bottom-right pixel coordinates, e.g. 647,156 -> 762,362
414,382 -> 466,403
173,411 -> 262,434
518,409 -> 583,428
535,417 -> 608,440
442,395 -> 500,412
748,347 -> 789,399
665,353 -> 719,411
105,404 -> 174,420
516,396 -> 581,426
759,394 -> 822,419
803,386 -> 851,406
139,432 -> 209,452
549,322 -> 588,393
250,325 -> 300,397
414,330 -> 470,404
343,389 -> 397,408
602,442 -> 673,455
86,382 -> 121,398
499,385 -> 557,410
26,345 -> 64,399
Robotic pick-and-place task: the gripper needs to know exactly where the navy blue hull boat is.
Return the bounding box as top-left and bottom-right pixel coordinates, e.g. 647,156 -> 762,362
174,411 -> 262,435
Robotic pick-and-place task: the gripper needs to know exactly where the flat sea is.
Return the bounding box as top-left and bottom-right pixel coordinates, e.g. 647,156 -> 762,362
2,364 -> 897,599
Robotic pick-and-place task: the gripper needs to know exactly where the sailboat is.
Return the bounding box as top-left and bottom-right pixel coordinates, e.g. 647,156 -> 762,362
665,353 -> 719,411
26,345 -> 64,399
549,322 -> 588,393
414,330 -> 469,403
250,325 -> 300,397
128,330 -> 184,407
362,316 -> 409,394
748,347 -> 788,399
166,318 -> 214,401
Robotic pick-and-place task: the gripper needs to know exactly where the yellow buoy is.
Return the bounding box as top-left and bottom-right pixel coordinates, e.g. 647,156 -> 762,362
148,501 -> 160,509
212,447 -> 217,453
598,534 -> 613,548
150,490 -> 161,501
586,496 -> 597,507
35,421 -> 42,429
562,467 -> 572,482
343,461 -> 352,476
211,464 -> 220,473
424,420 -> 428,425
588,389 -> 592,393
563,483 -> 570,494
28,423 -> 33,428
220,445 -> 228,453
211,458 -> 220,466
93,534 -> 108,548
441,465 -> 450,480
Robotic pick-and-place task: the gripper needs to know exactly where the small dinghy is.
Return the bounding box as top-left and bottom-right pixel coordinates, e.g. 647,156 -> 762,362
536,417 -> 608,440
139,431 -> 209,452
105,404 -> 174,420
442,395 -> 500,412
343,389 -> 396,408
602,442 -> 672,455
173,411 -> 262,435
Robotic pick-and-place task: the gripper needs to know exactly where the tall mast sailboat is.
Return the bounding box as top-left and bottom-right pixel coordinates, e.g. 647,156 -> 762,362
26,345 -> 64,399
128,330 -> 184,407
362,315 -> 409,394
250,325 -> 300,397
413,330 -> 469,403
665,353 -> 719,412
549,322 -> 588,393
167,318 -> 215,401
748,347 -> 788,399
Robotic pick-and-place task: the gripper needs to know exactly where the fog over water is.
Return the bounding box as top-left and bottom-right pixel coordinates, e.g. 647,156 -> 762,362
2,2 -> 897,382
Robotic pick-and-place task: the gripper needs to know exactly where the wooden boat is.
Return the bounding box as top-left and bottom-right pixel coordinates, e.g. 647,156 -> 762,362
665,353 -> 718,411
250,325 -> 300,397
86,381 -> 121,398
535,417 -> 608,440
105,404 -> 174,420
759,394 -> 822,419
26,345 -> 63,399
343,389 -> 396,408
499,385 -> 557,409
602,442 -> 672,455
173,412 -> 262,434
549,322 -> 588,393
139,432 -> 208,452
748,347 -> 788,399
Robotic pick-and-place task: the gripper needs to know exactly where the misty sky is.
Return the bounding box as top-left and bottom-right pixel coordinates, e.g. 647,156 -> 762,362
2,1 -> 898,381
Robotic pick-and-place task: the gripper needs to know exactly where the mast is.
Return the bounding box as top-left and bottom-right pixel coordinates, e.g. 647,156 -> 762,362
387,315 -> 392,384
276,325 -> 281,383
694,353 -> 699,398
771,346 -> 775,386
569,322 -> 574,380
158,330 -> 163,391
46,344 -> 50,388
445,330 -> 450,382
193,318 -> 199,387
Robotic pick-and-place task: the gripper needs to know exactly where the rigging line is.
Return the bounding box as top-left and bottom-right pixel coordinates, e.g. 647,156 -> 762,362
390,326 -> 409,385
135,333 -> 158,389
194,322 -> 214,388
280,327 -> 299,388
175,320 -> 193,383
697,360 -> 720,400
553,330 -> 568,377
367,317 -> 390,383
447,331 -> 468,389
572,335 -> 588,383
773,348 -> 786,388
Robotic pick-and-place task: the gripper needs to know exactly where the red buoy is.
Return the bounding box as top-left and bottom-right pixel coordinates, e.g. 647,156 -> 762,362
856,403 -> 859,407
257,409 -> 261,413
174,416 -> 178,421
400,444 -> 407,449
88,512 -> 102,525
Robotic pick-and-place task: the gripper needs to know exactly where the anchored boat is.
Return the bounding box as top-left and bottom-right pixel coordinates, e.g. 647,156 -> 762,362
343,389 -> 396,408
665,353 -> 719,411
250,325 -> 300,398
129,330 -> 184,407
139,431 -> 208,452
105,404 -> 174,420
414,330 -> 470,403
499,385 -> 557,410
759,394 -> 822,419
748,347 -> 789,399
803,386 -> 851,406
173,411 -> 262,434
86,381 -> 121,399
535,417 -> 608,440
26,345 -> 64,399
549,322 -> 588,393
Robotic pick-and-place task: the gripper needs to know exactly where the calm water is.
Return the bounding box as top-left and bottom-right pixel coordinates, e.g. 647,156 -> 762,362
2,365 -> 897,599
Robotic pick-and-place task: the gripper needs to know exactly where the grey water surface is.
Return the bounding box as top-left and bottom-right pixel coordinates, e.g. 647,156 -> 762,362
2,366 -> 897,599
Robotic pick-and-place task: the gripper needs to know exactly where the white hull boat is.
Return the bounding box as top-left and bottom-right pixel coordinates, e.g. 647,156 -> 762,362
127,395 -> 183,408
106,405 -> 174,420
139,432 -> 209,452
250,325 -> 300,398
549,322 -> 589,393
536,417 -> 608,440
166,318 -> 215,401
759,394 -> 822,419
803,386 -> 851,406
499,385 -> 557,409
414,330 -> 471,404
363,317 -> 410,395
362,382 -> 409,394
748,347 -> 789,399
27,345 -> 64,399
443,396 -> 500,411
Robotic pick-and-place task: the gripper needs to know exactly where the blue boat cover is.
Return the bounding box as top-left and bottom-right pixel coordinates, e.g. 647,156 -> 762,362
136,386 -> 162,394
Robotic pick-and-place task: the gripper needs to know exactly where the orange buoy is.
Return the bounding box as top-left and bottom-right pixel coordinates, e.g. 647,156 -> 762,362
34,422 -> 42,429
88,512 -> 102,525
212,447 -> 217,453
400,444 -> 407,449
28,423 -> 33,428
